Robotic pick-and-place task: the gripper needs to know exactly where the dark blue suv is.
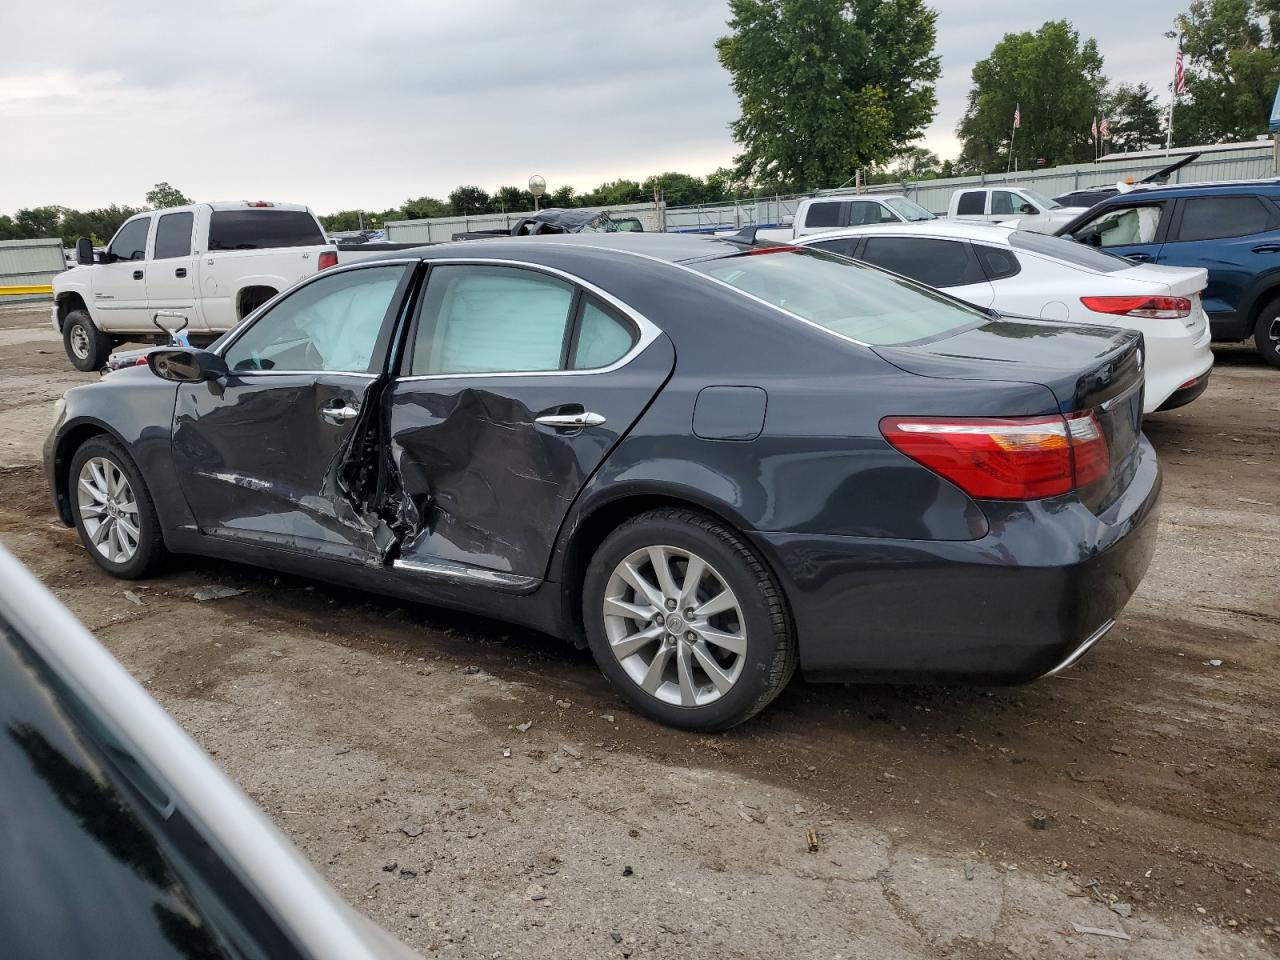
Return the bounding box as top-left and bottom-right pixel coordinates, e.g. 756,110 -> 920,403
1057,180 -> 1280,367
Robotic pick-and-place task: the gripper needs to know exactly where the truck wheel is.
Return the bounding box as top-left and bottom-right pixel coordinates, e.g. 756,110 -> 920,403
63,309 -> 112,371
1255,302 -> 1280,369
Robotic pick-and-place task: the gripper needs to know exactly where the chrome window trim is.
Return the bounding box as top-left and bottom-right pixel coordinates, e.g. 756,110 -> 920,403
395,257 -> 662,382
213,259 -> 419,362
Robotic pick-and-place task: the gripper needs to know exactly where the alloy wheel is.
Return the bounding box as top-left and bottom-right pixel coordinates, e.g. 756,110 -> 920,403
69,324 -> 90,360
602,545 -> 747,707
1269,315 -> 1280,347
77,456 -> 140,564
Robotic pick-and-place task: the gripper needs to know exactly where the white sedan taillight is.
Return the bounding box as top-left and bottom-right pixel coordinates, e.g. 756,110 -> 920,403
1080,296 -> 1191,319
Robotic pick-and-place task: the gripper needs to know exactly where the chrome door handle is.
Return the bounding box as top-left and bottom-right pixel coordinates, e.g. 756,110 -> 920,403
535,411 -> 606,429
320,403 -> 359,424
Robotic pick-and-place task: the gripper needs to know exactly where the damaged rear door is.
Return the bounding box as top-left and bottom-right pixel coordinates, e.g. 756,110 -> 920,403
170,262 -> 414,562
385,262 -> 672,586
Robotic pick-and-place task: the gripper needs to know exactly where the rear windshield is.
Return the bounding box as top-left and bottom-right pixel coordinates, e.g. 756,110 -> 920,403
691,248 -> 986,346
208,210 -> 325,251
884,196 -> 936,221
1009,230 -> 1128,273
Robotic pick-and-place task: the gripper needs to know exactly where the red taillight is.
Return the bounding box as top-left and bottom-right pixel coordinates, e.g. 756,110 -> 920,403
245,200 -> 275,208
318,250 -> 338,271
1080,295 -> 1190,319
879,412 -> 1109,501
745,245 -> 801,255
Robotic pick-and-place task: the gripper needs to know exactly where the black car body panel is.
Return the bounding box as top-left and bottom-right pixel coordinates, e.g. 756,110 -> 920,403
46,235 -> 1162,686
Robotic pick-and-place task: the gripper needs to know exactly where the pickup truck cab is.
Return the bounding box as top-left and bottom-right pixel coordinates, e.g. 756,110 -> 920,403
949,186 -> 1086,234
53,201 -> 336,370
753,193 -> 935,242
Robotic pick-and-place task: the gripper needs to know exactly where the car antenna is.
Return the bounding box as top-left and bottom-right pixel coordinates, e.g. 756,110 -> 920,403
720,225 -> 761,247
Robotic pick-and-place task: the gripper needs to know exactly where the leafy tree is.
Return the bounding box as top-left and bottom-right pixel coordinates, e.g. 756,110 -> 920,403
60,205 -> 143,246
0,215 -> 21,240
717,0 -> 939,188
1172,0 -> 1280,145
890,146 -> 941,178
448,185 -> 492,216
548,185 -> 577,208
579,179 -> 646,207
15,206 -> 66,239
957,20 -> 1106,172
145,182 -> 192,208
402,196 -> 451,220
493,185 -> 535,212
1102,83 -> 1165,152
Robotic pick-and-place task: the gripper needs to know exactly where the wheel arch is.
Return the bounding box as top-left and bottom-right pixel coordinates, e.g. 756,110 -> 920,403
54,291 -> 89,330
236,284 -> 280,320
50,418 -> 133,526
552,484 -> 782,650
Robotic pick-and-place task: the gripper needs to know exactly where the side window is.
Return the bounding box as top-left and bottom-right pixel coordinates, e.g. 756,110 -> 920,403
956,192 -> 986,216
803,201 -> 844,228
991,191 -> 1017,216
974,244 -> 1021,281
108,218 -> 151,262
1075,204 -> 1165,247
847,202 -> 886,226
861,237 -> 984,288
811,237 -> 861,259
411,265 -> 574,375
1174,197 -> 1272,242
153,212 -> 194,260
570,298 -> 637,370
224,265 -> 405,374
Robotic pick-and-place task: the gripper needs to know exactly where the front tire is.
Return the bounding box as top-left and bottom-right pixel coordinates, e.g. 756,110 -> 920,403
63,309 -> 112,371
1255,302 -> 1280,369
582,508 -> 796,731
69,436 -> 167,579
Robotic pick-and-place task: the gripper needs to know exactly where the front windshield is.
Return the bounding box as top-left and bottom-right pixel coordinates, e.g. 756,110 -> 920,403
691,248 -> 985,346
1021,189 -> 1060,210
884,196 -> 936,221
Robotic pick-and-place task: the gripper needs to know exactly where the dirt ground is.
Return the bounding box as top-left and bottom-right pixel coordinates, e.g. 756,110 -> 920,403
2,300 -> 1277,959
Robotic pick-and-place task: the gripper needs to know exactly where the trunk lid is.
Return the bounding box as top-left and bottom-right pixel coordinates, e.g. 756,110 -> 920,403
1109,262 -> 1209,337
875,319 -> 1146,512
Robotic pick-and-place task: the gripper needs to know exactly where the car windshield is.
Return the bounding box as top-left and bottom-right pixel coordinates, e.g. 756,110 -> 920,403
691,247 -> 986,345
884,197 -> 936,221
1021,189 -> 1060,210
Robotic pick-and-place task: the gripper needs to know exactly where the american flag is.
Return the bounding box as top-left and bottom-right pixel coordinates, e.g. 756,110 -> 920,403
1013,103 -> 1021,129
1091,116 -> 1098,139
1175,44 -> 1186,95
1099,116 -> 1110,138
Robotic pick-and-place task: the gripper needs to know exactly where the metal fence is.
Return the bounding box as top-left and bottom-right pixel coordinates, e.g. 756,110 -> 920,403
0,238 -> 64,301
384,201 -> 662,243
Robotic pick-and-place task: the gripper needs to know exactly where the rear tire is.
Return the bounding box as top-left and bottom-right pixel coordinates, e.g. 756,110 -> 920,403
63,309 -> 112,371
68,436 -> 167,579
582,508 -> 796,731
1255,302 -> 1280,369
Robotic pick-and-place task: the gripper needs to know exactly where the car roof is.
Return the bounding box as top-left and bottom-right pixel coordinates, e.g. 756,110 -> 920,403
794,220 -> 1018,246
399,231 -> 743,264
807,193 -> 906,203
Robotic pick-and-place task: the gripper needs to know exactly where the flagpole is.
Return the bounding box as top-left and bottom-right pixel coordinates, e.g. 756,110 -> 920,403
1007,104 -> 1018,176
1165,31 -> 1183,156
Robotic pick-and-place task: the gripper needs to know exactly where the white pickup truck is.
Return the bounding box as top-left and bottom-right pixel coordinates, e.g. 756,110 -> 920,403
749,193 -> 936,242
53,201 -> 336,370
947,186 -> 1087,234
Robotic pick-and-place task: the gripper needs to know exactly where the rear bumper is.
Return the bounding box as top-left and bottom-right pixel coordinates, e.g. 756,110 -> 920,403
750,436 -> 1162,684
1141,319 -> 1213,412
1154,370 -> 1211,411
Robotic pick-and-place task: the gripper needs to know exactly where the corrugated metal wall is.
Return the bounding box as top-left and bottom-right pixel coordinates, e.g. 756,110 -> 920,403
0,238 -> 66,302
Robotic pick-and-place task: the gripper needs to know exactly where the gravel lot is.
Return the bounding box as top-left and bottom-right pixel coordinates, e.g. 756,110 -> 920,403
1,301 -> 1277,959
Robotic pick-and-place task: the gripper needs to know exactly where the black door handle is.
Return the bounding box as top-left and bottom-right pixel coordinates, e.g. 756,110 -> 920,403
175,268 -> 187,278
1252,244 -> 1280,254
132,270 -> 144,280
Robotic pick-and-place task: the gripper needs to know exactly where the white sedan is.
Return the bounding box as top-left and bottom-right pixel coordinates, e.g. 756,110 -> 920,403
796,221 -> 1213,413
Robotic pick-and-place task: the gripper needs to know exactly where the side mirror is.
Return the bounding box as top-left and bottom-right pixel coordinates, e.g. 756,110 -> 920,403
146,348 -> 229,383
781,215 -> 795,226
76,238 -> 94,265
1083,230 -> 1103,247
1020,203 -> 1039,215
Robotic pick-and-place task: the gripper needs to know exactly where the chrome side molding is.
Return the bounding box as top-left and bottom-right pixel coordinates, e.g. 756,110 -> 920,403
1044,618 -> 1115,676
391,557 -> 539,594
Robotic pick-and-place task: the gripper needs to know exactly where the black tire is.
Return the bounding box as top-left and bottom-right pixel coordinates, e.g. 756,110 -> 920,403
68,436 -> 168,579
582,507 -> 796,731
1255,301 -> 1280,369
63,309 -> 112,371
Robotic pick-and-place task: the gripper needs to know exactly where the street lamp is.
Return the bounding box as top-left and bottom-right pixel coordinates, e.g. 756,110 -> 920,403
529,175 -> 546,212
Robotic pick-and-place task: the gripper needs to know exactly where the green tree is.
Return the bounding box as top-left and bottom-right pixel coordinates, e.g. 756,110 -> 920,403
14,206 -> 66,239
716,0 -> 939,188
493,185 -> 535,212
1172,0 -> 1280,145
579,179 -> 646,207
957,20 -> 1107,172
1103,82 -> 1165,152
447,185 -> 492,216
547,185 -> 577,208
60,205 -> 143,246
402,196 -> 451,220
0,215 -> 21,240
145,182 -> 192,208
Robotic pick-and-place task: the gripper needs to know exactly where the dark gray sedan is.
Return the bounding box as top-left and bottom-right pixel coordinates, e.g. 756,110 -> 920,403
45,234 -> 1160,729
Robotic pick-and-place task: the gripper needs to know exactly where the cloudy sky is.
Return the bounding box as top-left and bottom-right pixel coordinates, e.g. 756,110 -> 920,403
0,0 -> 1182,216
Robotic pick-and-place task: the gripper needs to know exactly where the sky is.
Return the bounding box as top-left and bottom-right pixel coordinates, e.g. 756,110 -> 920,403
0,0 -> 1183,216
